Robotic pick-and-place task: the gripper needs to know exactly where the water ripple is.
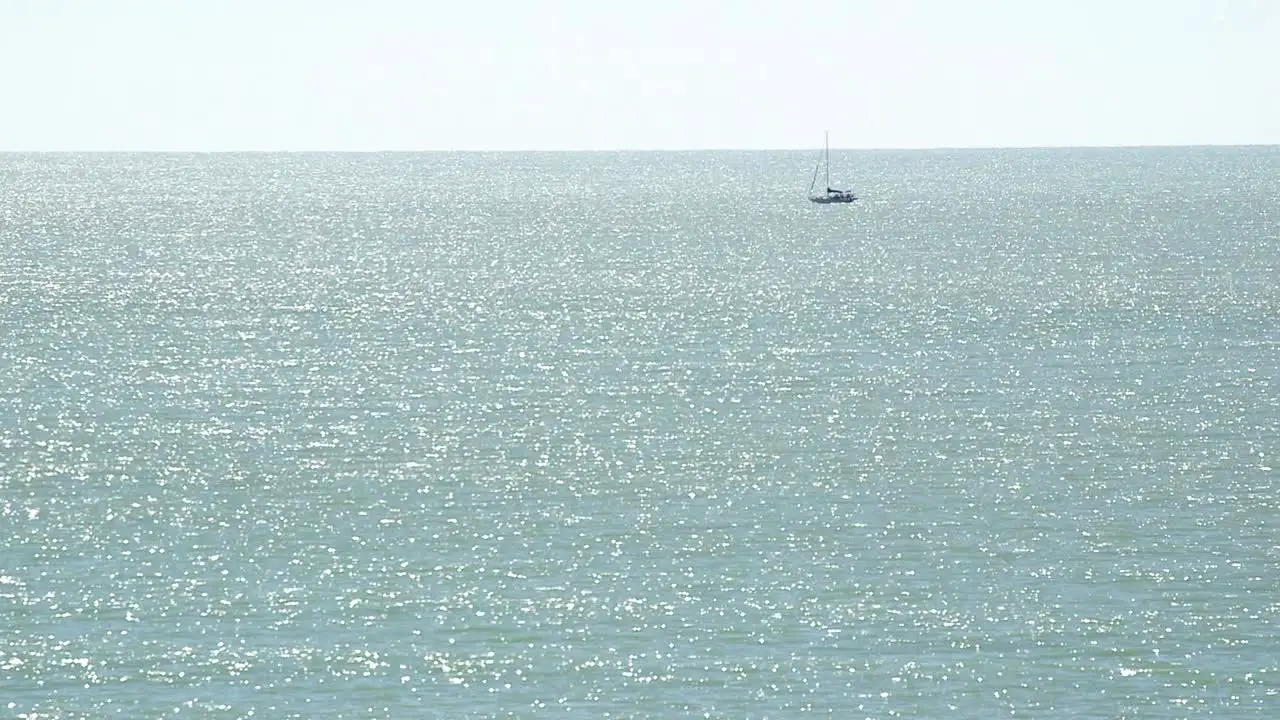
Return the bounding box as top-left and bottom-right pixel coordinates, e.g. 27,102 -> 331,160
1,148 -> 1278,718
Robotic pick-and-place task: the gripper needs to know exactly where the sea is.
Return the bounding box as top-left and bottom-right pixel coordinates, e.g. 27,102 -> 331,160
1,147 -> 1277,719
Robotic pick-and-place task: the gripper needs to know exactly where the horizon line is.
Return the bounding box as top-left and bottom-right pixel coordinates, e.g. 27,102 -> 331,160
1,141 -> 1277,154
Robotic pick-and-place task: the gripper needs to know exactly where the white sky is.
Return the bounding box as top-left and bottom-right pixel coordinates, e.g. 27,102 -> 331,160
0,0 -> 1276,151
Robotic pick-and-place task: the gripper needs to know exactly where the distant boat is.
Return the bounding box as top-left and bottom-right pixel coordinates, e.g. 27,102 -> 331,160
808,131 -> 857,204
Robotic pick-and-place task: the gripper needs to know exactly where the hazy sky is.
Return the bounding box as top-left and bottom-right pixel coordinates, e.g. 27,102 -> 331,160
1,0 -> 1276,151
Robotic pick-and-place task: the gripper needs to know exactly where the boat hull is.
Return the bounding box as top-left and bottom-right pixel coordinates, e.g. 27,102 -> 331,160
809,193 -> 857,204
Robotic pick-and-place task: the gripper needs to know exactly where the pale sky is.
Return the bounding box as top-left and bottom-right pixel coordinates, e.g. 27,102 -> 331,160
0,0 -> 1276,151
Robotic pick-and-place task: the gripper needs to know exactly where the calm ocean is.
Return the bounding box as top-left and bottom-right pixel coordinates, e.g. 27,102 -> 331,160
2,147 -> 1278,718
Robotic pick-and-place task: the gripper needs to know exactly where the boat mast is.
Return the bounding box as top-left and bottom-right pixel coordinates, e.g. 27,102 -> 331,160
824,130 -> 830,191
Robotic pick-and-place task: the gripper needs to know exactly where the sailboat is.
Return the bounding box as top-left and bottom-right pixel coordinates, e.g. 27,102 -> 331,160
808,131 -> 857,204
